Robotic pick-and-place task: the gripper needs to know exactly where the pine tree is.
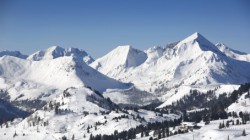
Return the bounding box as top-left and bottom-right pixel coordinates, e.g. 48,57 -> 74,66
226,121 -> 229,128
236,119 -> 240,125
13,131 -> 17,137
141,131 -> 144,137
219,123 -> 222,129
162,128 -> 166,138
87,126 -> 90,133
62,136 -> 67,140
242,129 -> 246,136
89,134 -> 93,140
145,130 -> 149,136
158,131 -> 162,139
222,121 -> 225,128
5,122 -> 8,128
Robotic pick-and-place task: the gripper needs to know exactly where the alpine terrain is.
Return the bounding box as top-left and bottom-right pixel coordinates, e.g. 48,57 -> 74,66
1,32 -> 250,140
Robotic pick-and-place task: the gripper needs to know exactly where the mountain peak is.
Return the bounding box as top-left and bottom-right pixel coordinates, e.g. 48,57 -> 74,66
181,32 -> 207,44
115,45 -> 132,51
90,45 -> 147,77
27,46 -> 94,64
175,32 -> 220,54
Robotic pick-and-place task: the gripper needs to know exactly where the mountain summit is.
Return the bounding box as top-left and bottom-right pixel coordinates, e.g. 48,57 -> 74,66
90,45 -> 147,77
27,46 -> 94,64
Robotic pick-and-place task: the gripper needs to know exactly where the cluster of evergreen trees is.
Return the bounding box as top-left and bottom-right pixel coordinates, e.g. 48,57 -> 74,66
163,83 -> 250,123
219,112 -> 250,129
90,118 -> 183,140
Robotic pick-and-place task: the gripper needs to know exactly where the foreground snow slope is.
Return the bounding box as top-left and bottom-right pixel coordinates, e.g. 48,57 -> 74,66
137,119 -> 250,140
0,87 -> 179,140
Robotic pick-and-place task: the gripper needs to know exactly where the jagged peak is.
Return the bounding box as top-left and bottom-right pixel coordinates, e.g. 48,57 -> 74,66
27,46 -> 94,64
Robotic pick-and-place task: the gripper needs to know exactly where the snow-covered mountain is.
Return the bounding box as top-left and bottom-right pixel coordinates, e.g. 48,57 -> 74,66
27,46 -> 94,64
216,43 -> 250,62
0,50 -> 27,59
1,33 -> 250,140
0,56 -> 129,94
91,32 -> 250,95
90,45 -> 147,78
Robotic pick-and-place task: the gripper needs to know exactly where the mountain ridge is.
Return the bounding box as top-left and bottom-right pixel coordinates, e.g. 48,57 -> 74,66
27,46 -> 94,64
90,32 -> 250,94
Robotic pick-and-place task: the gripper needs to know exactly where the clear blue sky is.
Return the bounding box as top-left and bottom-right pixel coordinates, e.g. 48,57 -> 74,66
0,0 -> 249,58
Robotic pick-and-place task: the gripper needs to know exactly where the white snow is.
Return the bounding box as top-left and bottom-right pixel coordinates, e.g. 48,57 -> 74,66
27,46 -> 94,64
0,87 -> 179,140
90,45 -> 147,78
0,56 -> 129,94
91,32 -> 250,97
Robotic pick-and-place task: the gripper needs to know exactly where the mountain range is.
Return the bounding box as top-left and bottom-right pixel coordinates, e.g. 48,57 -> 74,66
0,32 -> 250,140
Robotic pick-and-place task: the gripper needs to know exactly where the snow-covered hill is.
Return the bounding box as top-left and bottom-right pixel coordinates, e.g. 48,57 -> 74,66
0,86 -> 179,140
27,46 -> 94,64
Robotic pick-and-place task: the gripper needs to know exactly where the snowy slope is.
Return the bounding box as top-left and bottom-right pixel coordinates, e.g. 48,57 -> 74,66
145,46 -> 164,64
158,84 -> 240,108
90,45 -> 147,78
216,43 -> 250,62
27,46 -> 94,64
0,50 -> 27,59
137,119 -> 250,140
103,86 -> 160,107
228,92 -> 250,113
